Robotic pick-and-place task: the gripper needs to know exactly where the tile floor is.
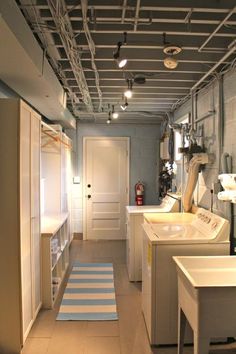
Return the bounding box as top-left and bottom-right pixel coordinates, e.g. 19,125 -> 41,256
22,240 -> 236,354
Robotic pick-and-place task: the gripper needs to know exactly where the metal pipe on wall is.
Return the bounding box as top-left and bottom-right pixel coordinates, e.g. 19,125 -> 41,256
218,76 -> 224,172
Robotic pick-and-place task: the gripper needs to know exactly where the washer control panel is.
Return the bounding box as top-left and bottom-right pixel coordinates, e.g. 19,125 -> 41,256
192,208 -> 228,240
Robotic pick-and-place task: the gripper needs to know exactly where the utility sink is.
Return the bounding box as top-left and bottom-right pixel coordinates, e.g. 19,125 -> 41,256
174,256 -> 236,287
174,256 -> 236,354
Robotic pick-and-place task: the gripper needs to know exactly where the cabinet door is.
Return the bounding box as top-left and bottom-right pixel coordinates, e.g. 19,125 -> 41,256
31,111 -> 41,315
20,102 -> 33,341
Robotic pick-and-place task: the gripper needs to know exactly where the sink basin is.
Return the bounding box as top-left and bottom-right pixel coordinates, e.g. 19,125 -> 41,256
173,256 -> 236,287
175,255 -> 236,349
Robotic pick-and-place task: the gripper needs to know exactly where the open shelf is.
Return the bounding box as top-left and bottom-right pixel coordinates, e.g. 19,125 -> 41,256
41,213 -> 70,308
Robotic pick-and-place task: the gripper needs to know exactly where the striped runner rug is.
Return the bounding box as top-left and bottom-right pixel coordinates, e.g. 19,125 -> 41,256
57,262 -> 118,321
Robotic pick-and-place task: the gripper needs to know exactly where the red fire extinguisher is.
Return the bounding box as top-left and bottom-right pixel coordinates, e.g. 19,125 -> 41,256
135,181 -> 145,206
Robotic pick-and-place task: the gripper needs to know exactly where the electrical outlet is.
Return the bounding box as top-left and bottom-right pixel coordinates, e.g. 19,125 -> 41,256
212,181 -> 222,194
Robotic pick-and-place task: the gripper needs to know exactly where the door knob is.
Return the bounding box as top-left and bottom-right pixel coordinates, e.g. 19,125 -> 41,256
87,194 -> 91,199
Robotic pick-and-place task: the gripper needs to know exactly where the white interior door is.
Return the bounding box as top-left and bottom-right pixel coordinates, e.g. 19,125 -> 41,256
83,137 -> 129,240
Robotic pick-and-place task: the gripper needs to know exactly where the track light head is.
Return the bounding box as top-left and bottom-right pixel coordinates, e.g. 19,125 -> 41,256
120,101 -> 128,111
107,111 -> 112,124
112,112 -> 119,119
124,79 -> 133,98
124,89 -> 132,98
121,104 -> 128,111
111,105 -> 119,119
113,33 -> 128,69
117,58 -> 127,68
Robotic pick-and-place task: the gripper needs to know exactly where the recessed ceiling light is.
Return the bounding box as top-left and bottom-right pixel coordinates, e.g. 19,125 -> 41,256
164,57 -> 178,69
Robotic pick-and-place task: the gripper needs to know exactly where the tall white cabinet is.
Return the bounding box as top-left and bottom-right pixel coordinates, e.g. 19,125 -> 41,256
0,99 -> 41,353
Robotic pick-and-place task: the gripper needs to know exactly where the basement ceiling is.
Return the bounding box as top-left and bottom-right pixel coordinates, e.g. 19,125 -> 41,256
16,0 -> 236,124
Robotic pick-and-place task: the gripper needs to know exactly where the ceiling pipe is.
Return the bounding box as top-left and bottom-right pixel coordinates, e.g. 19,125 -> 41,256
191,43 -> 236,92
198,5 -> 236,52
81,0 -> 103,112
134,0 -> 141,31
47,0 -> 93,111
121,0 -> 127,24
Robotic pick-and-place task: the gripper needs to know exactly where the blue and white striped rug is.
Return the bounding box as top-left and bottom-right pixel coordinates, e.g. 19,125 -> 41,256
57,262 -> 118,321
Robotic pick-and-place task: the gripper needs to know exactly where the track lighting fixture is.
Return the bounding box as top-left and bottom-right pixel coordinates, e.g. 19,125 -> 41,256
113,32 -> 127,69
112,105 -> 119,119
124,79 -> 133,99
120,97 -> 128,111
107,111 -> 111,124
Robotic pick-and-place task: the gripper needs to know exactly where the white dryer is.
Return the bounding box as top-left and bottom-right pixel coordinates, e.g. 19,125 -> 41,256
142,208 -> 230,345
126,193 -> 180,281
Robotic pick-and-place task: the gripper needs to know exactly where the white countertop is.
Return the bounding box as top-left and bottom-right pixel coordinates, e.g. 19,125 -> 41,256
41,212 -> 69,236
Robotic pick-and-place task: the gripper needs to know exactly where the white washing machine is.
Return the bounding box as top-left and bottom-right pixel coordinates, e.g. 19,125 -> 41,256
142,208 -> 230,345
126,193 -> 181,281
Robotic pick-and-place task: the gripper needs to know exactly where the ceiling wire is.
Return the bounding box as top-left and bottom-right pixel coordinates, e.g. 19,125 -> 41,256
80,0 -> 103,112
47,0 -> 93,111
21,0 -> 80,115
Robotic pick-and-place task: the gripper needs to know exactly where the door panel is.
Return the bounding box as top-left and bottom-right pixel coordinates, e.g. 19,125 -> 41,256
84,138 -> 129,240
20,103 -> 33,340
31,112 -> 41,315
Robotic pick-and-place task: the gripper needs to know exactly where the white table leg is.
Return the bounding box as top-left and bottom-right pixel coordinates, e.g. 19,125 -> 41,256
178,306 -> 187,354
194,333 -> 209,354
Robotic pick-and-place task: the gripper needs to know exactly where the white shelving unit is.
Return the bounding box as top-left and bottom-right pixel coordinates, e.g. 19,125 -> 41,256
41,213 -> 70,308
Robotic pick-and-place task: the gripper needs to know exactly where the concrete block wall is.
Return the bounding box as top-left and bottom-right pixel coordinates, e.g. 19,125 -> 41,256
174,67 -> 236,223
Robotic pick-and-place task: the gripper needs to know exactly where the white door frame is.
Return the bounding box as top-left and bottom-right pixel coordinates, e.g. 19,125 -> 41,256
83,136 -> 130,240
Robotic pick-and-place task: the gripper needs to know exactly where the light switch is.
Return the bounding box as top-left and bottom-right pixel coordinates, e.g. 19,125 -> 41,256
73,176 -> 80,184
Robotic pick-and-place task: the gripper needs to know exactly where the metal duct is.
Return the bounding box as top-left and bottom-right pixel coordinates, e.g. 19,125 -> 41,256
182,153 -> 209,212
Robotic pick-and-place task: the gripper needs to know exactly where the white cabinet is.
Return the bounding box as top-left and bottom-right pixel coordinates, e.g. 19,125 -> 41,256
0,99 -> 41,353
41,213 -> 70,308
126,212 -> 144,281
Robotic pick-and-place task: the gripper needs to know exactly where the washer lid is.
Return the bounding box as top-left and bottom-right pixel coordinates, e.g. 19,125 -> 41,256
150,223 -> 208,240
